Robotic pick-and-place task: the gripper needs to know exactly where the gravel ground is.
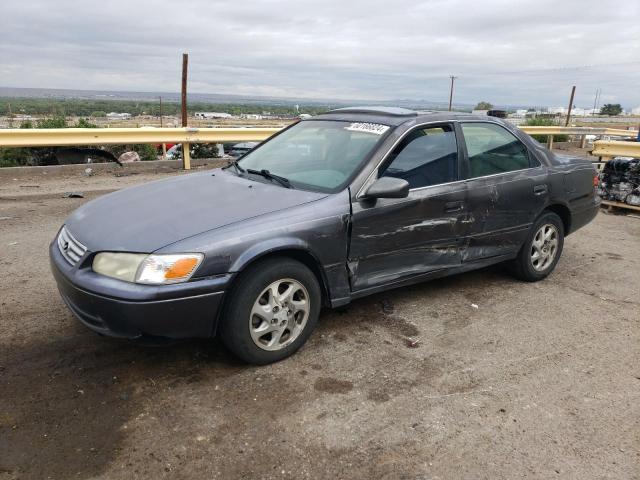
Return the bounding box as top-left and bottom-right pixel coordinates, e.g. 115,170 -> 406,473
0,170 -> 638,480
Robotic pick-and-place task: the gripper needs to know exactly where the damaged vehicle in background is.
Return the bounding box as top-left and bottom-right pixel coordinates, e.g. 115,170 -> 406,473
228,141 -> 259,158
165,143 -> 221,160
50,107 -> 599,364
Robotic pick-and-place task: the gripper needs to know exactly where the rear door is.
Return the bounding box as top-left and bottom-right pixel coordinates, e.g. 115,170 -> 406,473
348,124 -> 469,292
459,121 -> 548,262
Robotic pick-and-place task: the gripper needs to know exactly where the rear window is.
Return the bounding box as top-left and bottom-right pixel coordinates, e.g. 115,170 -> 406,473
461,123 -> 530,178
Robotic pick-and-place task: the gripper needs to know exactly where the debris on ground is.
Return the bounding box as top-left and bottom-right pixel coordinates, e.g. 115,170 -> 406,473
406,337 -> 420,348
118,151 -> 141,163
84,167 -> 94,177
471,303 -> 479,309
62,192 -> 84,198
7,242 -> 18,246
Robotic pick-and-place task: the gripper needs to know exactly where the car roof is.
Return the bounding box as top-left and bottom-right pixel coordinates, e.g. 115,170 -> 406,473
314,106 -> 496,127
328,106 -> 419,117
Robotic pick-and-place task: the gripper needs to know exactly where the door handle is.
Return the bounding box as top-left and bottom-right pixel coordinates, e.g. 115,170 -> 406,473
444,201 -> 464,213
533,184 -> 548,195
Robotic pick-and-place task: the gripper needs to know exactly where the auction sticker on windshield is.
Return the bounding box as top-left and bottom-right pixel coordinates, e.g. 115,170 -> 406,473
345,122 -> 390,135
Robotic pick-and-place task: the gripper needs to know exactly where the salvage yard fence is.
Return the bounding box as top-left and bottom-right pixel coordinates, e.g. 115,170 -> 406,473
0,125 -> 638,170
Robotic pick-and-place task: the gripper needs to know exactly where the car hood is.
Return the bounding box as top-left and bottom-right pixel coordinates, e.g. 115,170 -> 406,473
65,169 -> 327,252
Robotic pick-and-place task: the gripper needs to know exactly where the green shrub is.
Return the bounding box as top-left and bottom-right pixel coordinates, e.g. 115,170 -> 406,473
0,148 -> 31,167
524,117 -> 568,143
37,116 -> 67,129
191,143 -> 220,159
133,144 -> 158,161
74,118 -> 98,128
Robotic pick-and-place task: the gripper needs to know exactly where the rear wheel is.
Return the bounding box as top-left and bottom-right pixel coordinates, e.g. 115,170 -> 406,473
219,257 -> 321,364
510,212 -> 564,282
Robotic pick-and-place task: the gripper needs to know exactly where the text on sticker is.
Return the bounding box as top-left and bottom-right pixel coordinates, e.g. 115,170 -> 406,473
345,122 -> 390,135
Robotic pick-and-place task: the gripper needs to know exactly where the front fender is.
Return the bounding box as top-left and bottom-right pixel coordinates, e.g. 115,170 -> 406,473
228,237 -> 317,272
157,191 -> 352,304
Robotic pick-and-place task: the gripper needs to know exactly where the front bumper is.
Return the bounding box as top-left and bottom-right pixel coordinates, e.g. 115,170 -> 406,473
50,241 -> 230,339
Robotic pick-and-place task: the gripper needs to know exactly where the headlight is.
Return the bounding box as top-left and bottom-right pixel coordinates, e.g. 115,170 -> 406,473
136,253 -> 204,285
92,252 -> 203,285
92,252 -> 146,283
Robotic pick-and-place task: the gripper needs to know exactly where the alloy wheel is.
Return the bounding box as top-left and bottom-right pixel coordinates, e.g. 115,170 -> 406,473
248,278 -> 310,351
530,223 -> 559,272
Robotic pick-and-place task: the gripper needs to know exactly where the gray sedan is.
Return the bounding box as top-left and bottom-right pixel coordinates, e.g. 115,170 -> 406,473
50,107 -> 599,364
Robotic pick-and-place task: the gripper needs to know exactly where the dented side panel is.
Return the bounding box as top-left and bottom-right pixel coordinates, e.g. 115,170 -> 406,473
348,182 -> 469,290
463,167 -> 548,261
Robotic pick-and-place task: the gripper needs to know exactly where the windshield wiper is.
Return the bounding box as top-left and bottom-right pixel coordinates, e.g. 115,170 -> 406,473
226,159 -> 245,174
246,168 -> 292,188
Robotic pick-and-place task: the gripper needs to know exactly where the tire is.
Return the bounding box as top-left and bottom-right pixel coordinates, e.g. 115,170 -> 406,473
219,257 -> 321,365
509,211 -> 565,282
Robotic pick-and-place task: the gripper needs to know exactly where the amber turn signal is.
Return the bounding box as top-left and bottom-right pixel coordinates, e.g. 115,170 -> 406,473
165,257 -> 200,279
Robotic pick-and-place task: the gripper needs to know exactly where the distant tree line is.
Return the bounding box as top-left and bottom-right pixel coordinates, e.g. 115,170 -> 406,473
0,97 -> 329,118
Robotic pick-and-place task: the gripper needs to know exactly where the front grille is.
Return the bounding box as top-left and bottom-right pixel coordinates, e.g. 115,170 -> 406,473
57,226 -> 87,266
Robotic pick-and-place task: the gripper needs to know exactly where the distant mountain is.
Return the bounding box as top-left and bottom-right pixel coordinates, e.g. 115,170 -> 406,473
0,86 -> 478,111
0,86 -> 542,112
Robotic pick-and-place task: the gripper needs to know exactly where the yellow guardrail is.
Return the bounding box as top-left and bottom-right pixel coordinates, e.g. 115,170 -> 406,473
518,126 -> 636,137
0,124 -> 637,168
591,140 -> 640,159
0,127 -> 282,169
0,127 -> 280,147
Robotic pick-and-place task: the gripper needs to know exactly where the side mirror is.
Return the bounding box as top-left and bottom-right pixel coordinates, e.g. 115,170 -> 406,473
363,176 -> 410,200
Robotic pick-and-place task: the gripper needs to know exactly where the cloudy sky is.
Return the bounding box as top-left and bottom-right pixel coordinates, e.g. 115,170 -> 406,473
1,0 -> 639,108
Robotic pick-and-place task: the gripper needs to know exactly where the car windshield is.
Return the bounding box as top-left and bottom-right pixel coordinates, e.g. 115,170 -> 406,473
237,120 -> 390,192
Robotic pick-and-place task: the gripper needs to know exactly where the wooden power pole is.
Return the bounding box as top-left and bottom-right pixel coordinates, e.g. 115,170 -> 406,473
565,85 -> 576,127
181,53 -> 191,169
448,76 -> 457,111
159,96 -> 167,159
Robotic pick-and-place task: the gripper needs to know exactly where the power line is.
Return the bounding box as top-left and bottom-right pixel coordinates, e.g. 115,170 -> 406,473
493,60 -> 640,75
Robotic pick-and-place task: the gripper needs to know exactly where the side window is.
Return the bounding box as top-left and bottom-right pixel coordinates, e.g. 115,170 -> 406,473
461,123 -> 531,178
380,125 -> 458,189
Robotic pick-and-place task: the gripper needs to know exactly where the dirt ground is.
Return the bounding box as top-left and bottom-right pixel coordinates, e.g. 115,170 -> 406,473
0,169 -> 638,480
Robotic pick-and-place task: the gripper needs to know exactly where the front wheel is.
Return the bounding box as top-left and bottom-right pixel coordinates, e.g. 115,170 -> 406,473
219,257 -> 321,365
510,212 -> 564,282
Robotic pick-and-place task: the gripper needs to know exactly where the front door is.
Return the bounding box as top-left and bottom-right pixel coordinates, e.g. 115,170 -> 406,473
349,124 -> 469,292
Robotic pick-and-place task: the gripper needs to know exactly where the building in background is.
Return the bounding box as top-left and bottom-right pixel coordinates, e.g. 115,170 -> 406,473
194,112 -> 233,119
106,112 -> 132,120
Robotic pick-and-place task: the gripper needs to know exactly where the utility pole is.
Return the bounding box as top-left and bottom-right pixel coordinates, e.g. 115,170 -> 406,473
448,76 -> 457,111
565,85 -> 576,127
592,88 -> 600,116
7,102 -> 13,128
181,53 -> 190,170
159,96 -> 167,159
